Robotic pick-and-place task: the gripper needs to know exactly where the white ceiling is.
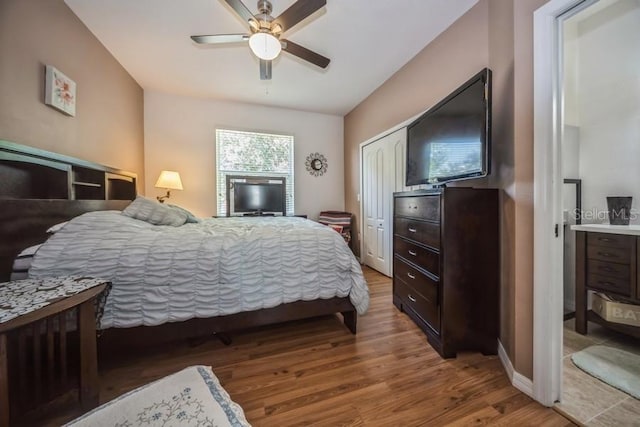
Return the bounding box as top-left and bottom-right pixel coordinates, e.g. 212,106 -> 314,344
65,0 -> 478,115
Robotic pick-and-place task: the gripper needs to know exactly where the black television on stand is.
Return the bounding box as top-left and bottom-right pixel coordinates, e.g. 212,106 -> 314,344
226,176 -> 286,216
406,68 -> 491,186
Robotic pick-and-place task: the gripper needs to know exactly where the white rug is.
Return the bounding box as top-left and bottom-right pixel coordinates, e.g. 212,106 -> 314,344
571,345 -> 640,399
65,365 -> 250,426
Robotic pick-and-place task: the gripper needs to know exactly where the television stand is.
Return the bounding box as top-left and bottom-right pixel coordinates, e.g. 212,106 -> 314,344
242,211 -> 275,217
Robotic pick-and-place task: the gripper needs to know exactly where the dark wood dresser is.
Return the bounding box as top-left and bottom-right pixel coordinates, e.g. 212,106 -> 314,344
393,188 -> 499,358
573,225 -> 640,338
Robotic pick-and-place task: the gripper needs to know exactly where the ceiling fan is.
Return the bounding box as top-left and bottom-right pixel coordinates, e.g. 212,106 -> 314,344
191,0 -> 330,80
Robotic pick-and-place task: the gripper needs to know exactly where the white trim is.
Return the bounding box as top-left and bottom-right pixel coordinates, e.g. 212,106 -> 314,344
532,0 -> 599,407
497,339 -> 514,380
498,340 -> 533,398
513,372 -> 534,399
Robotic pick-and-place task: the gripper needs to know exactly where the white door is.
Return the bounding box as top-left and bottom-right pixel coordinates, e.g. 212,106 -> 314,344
362,127 -> 408,276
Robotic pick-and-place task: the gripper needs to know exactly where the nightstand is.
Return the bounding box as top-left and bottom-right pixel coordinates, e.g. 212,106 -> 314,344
0,276 -> 110,427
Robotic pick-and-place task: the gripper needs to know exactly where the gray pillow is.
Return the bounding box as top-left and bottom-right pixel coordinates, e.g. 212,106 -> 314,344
167,204 -> 200,223
121,196 -> 188,226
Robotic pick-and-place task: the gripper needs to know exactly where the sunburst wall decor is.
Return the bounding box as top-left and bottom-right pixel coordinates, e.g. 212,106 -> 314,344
305,152 -> 328,177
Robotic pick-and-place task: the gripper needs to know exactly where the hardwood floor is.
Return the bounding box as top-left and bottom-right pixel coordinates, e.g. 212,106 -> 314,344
37,267 -> 573,426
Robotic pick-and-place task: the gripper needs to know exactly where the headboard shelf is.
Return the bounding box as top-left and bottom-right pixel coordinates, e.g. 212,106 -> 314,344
0,140 -> 137,201
0,140 -> 138,281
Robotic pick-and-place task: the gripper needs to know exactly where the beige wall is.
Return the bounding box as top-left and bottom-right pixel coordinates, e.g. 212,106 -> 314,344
488,0 -> 516,373
0,0 -> 145,188
144,91 -> 345,219
344,0 -> 490,251
345,0 -> 550,379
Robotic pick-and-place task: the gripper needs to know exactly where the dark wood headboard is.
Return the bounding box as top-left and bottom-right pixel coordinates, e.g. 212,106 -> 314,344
0,140 -> 137,281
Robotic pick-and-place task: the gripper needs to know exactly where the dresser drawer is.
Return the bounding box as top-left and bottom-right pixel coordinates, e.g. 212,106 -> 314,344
587,245 -> 631,264
394,195 -> 440,221
587,259 -> 630,280
395,278 -> 440,333
587,232 -> 633,250
587,273 -> 631,297
394,257 -> 438,304
394,237 -> 440,277
394,217 -> 440,249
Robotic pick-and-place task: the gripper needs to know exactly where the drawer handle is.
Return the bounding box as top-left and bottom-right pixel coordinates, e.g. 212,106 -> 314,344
407,272 -> 416,280
599,238 -> 611,242
408,250 -> 417,256
598,252 -> 615,258
408,294 -> 417,303
599,265 -> 614,272
408,228 -> 417,233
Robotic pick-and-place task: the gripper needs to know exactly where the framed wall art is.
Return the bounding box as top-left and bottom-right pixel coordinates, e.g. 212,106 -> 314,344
44,65 -> 76,117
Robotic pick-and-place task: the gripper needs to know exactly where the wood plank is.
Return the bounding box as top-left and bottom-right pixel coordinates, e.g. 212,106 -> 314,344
576,231 -> 587,334
17,328 -> 27,411
0,334 -> 9,427
59,311 -> 67,388
33,321 -> 42,404
46,318 -> 55,398
78,301 -> 99,410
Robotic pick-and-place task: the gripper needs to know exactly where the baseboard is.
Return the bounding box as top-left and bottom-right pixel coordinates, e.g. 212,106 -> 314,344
497,339 -> 514,379
497,339 -> 534,398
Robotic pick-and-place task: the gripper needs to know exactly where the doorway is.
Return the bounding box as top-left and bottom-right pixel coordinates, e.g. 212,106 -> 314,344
557,0 -> 640,423
534,0 -> 640,421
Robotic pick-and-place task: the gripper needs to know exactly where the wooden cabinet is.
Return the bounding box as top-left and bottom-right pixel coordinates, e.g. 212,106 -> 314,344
0,277 -> 109,427
574,226 -> 640,338
392,188 -> 499,358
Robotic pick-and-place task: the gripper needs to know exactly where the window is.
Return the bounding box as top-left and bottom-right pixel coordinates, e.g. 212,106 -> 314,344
216,129 -> 294,216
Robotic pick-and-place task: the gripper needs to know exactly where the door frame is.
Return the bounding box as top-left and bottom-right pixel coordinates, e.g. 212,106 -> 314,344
532,0 -> 599,406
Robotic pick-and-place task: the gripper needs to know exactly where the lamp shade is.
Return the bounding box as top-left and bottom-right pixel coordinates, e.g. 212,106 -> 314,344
248,32 -> 281,60
154,170 -> 183,190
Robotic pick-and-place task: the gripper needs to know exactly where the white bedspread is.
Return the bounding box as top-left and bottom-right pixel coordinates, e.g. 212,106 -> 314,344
29,211 -> 369,329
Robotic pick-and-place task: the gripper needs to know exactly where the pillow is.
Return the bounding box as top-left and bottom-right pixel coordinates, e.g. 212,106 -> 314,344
167,204 -> 200,223
11,244 -> 43,281
46,221 -> 69,234
121,196 -> 188,226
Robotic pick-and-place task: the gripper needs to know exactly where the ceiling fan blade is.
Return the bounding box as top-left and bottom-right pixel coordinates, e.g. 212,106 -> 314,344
260,59 -> 272,80
282,39 -> 330,69
191,34 -> 249,44
222,0 -> 256,25
273,0 -> 326,33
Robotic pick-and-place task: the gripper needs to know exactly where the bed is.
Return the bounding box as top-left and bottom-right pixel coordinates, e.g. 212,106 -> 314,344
0,141 -> 368,350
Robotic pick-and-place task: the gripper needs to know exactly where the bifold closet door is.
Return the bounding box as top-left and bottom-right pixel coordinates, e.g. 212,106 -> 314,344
362,127 -> 408,277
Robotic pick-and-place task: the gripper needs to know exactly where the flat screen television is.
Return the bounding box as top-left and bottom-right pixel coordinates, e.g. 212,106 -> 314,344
406,68 -> 491,186
232,181 -> 285,215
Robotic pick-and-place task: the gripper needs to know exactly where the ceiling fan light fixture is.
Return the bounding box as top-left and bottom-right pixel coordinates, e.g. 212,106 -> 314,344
248,19 -> 260,31
248,32 -> 281,60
